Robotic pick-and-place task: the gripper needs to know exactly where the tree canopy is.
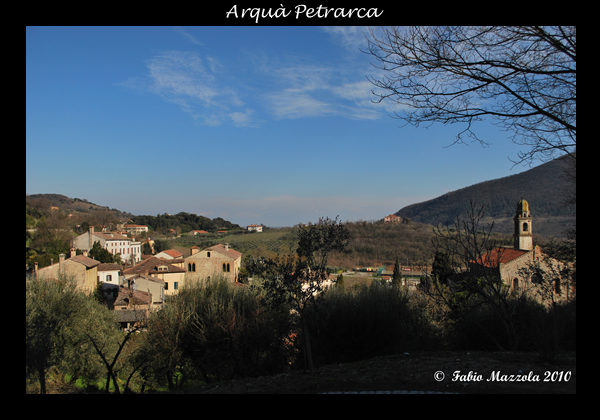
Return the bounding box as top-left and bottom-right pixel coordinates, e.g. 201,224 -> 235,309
365,26 -> 576,164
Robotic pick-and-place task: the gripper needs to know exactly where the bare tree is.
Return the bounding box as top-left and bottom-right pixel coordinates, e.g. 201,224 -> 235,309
424,202 -> 523,350
365,26 -> 576,165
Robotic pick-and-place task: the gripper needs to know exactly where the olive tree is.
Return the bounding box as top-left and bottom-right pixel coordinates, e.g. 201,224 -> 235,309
262,216 -> 349,372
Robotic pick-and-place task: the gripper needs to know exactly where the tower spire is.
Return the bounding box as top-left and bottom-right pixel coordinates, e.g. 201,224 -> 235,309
514,199 -> 533,250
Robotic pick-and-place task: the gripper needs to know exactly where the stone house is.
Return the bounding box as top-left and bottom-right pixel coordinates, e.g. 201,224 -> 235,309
123,256 -> 185,296
113,287 -> 152,330
184,243 -> 242,283
35,249 -> 100,293
468,199 -> 573,302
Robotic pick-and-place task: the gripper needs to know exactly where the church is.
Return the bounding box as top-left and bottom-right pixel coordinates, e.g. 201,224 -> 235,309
469,199 -> 574,302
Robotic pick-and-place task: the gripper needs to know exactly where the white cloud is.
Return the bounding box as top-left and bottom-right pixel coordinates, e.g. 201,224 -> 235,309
133,35 -> 397,126
174,26 -> 204,46
321,26 -> 369,52
140,51 -> 256,127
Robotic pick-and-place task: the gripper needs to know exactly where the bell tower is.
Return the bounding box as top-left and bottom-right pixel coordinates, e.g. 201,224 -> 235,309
514,199 -> 533,251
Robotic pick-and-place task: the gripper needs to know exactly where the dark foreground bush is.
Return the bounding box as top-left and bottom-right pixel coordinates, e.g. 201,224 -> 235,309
301,283 -> 442,367
140,277 -> 292,389
447,295 -> 576,357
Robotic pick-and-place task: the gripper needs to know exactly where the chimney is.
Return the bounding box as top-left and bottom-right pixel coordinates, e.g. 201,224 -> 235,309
34,262 -> 38,277
70,247 -> 76,258
89,225 -> 94,250
59,254 -> 65,271
225,243 -> 229,251
191,246 -> 199,255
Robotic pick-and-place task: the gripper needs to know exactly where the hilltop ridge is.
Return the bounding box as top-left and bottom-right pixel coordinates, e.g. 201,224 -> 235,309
395,157 -> 576,238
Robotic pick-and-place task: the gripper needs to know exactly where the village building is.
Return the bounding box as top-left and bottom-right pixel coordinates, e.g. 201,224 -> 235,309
184,243 -> 242,283
384,214 -> 402,223
155,249 -> 183,260
112,287 -> 152,330
97,263 -> 122,286
122,224 -> 148,235
73,226 -> 142,264
469,199 -> 573,303
35,248 -> 100,293
247,224 -> 263,232
123,256 -> 185,296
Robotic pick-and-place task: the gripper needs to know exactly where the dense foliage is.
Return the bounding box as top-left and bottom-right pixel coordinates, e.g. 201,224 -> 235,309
131,212 -> 241,234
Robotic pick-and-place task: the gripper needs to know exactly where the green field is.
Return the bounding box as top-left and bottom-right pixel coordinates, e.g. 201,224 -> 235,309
169,228 -> 297,257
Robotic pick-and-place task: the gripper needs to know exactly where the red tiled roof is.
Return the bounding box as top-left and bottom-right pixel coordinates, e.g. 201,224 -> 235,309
160,249 -> 183,258
123,256 -> 185,275
472,248 -> 530,268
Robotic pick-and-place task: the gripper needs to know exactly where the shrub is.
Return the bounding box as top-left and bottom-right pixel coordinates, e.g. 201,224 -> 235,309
142,277 -> 292,387
301,283 -> 441,367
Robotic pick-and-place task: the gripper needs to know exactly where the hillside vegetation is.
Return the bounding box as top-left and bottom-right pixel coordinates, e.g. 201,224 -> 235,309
396,157 -> 576,238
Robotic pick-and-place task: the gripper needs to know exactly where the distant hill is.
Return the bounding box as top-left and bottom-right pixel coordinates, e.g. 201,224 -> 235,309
395,157 -> 576,238
26,193 -> 135,218
25,193 -> 241,233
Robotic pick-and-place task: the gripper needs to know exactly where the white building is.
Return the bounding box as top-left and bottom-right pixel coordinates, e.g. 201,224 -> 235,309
97,263 -> 123,286
73,226 -> 142,264
123,224 -> 149,235
247,224 -> 263,232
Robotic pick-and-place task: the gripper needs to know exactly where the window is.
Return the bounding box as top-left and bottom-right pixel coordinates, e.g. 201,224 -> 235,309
227,263 -> 230,272
523,222 -> 529,232
174,282 -> 178,290
207,252 -> 211,258
554,278 -> 561,295
106,274 -> 112,282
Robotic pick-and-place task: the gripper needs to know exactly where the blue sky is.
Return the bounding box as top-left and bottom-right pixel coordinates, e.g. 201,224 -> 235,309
26,26 -> 536,227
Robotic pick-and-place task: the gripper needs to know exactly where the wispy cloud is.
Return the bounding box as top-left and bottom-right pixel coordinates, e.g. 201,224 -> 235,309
174,26 -> 204,46
128,33 -> 399,126
321,26 -> 369,52
143,51 -> 254,127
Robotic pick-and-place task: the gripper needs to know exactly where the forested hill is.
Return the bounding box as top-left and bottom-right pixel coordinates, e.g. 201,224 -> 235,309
395,156 -> 576,238
130,213 -> 241,233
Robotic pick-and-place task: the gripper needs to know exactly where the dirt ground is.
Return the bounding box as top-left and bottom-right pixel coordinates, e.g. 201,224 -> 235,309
181,351 -> 576,394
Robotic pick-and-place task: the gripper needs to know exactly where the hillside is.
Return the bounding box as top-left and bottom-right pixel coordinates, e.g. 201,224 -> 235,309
395,157 -> 576,238
25,193 -> 241,234
26,193 -> 135,220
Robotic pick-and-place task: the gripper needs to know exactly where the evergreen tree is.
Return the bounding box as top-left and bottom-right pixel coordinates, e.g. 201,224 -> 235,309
89,241 -> 114,264
392,255 -> 402,288
337,273 -> 344,289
